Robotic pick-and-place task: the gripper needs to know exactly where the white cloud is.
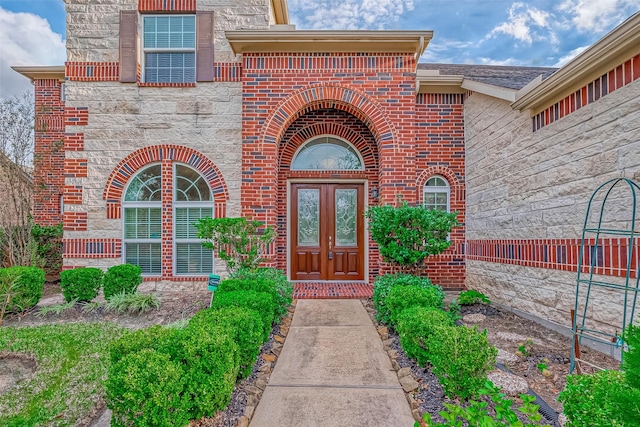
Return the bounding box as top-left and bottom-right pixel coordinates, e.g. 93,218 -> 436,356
477,57 -> 521,66
558,0 -> 639,32
288,0 -> 414,30
0,8 -> 66,99
553,45 -> 589,67
488,3 -> 554,45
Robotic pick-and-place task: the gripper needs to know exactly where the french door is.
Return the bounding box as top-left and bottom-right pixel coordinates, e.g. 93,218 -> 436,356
291,183 -> 365,281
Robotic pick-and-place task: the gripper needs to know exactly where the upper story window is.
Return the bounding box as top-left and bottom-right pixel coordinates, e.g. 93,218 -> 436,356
424,176 -> 450,212
291,136 -> 364,171
143,15 -> 196,83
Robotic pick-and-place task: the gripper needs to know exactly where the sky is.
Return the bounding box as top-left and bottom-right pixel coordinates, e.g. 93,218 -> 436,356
0,0 -> 638,98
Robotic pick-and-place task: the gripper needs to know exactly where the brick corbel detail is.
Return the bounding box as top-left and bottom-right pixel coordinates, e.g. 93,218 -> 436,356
103,145 -> 229,219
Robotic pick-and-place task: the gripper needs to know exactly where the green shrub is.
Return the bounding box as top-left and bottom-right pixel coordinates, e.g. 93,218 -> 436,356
615,324 -> 640,425
60,267 -> 103,302
107,325 -> 240,424
105,292 -> 160,314
217,277 -> 288,321
103,264 -> 142,300
396,306 -> 452,366
189,306 -> 264,378
0,266 -> 45,314
386,284 -> 445,326
373,274 -> 436,324
559,370 -> 630,427
210,290 -> 276,340
456,289 -> 491,305
230,267 -> 293,319
428,325 -> 497,399
106,349 -> 190,427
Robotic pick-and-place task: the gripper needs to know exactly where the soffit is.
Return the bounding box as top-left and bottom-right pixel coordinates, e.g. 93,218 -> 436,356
12,66 -> 65,81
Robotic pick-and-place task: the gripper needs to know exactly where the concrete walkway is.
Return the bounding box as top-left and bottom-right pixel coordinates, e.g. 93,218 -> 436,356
249,299 -> 415,427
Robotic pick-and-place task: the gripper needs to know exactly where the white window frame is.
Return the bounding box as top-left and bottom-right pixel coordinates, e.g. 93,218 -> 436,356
423,175 -> 451,212
291,134 -> 365,171
122,163 -> 163,277
141,14 -> 196,84
172,163 -> 214,277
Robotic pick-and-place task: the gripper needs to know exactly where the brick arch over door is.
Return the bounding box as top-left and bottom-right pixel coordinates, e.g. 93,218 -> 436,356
417,166 -> 464,204
279,121 -> 379,171
262,83 -> 397,149
103,144 -> 229,219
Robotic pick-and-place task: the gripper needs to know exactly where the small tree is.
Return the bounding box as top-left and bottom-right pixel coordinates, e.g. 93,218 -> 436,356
196,217 -> 276,274
365,202 -> 458,273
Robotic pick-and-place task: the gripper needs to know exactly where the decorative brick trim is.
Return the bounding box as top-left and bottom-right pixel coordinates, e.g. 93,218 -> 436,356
467,238 -> 639,279
103,144 -> 229,219
63,239 -> 121,258
63,185 -> 83,204
262,83 -> 397,149
142,276 -> 207,282
214,62 -> 242,82
417,93 -> 465,104
138,82 -> 197,88
533,54 -> 640,132
63,212 -> 88,231
138,0 -> 196,12
65,62 -> 119,81
64,159 -> 88,178
64,133 -> 84,151
244,53 -> 416,73
65,107 -> 89,126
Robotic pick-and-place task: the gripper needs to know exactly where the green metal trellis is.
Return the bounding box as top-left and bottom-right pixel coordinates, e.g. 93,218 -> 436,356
571,178 -> 640,373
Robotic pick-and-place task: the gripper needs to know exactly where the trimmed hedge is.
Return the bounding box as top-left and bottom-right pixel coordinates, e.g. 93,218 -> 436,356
0,266 -> 45,314
395,306 -> 452,366
60,267 -> 103,302
373,274 -> 437,324
109,325 -> 174,365
210,290 -> 276,341
386,284 -> 445,326
428,325 -> 497,399
103,264 -> 142,300
189,306 -> 264,378
229,267 -> 293,319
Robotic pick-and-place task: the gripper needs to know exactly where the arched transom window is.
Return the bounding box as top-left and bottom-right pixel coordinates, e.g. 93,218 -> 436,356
123,163 -> 213,276
423,176 -> 450,212
291,136 -> 364,170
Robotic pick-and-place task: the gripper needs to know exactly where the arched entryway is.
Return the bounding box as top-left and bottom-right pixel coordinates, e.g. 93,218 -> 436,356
277,109 -> 380,282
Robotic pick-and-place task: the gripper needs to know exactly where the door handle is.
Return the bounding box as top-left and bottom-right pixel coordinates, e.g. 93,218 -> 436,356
328,236 -> 333,260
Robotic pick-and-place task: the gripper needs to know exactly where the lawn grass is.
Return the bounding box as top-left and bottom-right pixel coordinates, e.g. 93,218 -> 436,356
0,322 -> 126,426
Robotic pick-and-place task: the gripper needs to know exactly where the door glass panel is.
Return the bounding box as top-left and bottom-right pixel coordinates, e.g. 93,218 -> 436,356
298,189 -> 320,246
335,189 -> 357,246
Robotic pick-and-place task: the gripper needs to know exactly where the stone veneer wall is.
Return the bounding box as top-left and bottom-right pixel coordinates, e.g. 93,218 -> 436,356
57,0 -> 271,288
465,77 -> 640,333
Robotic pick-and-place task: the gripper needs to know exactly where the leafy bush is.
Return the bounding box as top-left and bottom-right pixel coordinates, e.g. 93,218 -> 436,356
60,267 -> 103,302
365,202 -> 458,272
428,325 -> 497,398
103,264 -> 142,300
218,276 -> 290,320
107,349 -> 190,427
31,223 -> 63,281
105,292 -> 160,314
421,381 -> 550,427
195,217 -> 276,274
230,267 -> 293,319
386,284 -> 445,326
456,289 -> 490,305
559,370 -> 629,427
0,266 -> 45,315
107,324 -> 240,425
373,274 -> 435,324
211,290 -> 276,341
396,306 -> 452,366
189,306 -> 264,378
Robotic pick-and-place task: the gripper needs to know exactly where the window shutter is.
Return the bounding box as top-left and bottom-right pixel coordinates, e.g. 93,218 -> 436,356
196,11 -> 214,82
119,11 -> 138,83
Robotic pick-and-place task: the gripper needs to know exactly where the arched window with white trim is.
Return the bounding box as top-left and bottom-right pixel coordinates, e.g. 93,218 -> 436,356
291,136 -> 364,170
423,175 -> 450,212
123,163 -> 214,276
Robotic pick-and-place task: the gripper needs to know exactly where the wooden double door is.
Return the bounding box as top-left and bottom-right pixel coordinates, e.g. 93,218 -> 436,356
291,183 -> 365,281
